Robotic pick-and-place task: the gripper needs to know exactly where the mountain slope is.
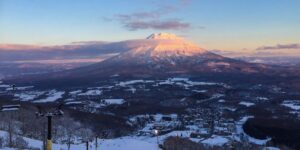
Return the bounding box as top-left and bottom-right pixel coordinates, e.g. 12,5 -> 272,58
78,33 -> 265,74
6,33 -> 280,85
46,33 -> 270,77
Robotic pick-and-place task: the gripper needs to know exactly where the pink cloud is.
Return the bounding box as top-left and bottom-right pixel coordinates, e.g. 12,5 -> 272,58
256,43 -> 300,50
106,0 -> 196,31
0,44 -> 43,50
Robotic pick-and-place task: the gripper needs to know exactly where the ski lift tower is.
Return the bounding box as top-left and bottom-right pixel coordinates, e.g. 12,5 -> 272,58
36,105 -> 64,150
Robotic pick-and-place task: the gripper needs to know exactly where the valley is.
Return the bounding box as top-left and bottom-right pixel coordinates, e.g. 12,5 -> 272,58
1,74 -> 300,149
1,33 -> 299,150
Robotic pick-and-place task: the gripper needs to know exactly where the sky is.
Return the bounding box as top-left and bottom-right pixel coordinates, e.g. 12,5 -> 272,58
0,0 -> 299,55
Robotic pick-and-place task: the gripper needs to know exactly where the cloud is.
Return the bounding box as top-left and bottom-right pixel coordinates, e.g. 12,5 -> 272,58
209,49 -> 254,57
115,12 -> 159,21
123,20 -> 190,31
106,0 -> 196,31
0,44 -> 46,51
210,49 -> 236,55
256,43 -> 300,50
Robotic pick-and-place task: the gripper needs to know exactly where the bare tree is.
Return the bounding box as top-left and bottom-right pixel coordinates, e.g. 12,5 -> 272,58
1,112 -> 20,147
55,117 -> 81,150
0,136 -> 4,148
77,127 -> 94,142
77,127 -> 94,150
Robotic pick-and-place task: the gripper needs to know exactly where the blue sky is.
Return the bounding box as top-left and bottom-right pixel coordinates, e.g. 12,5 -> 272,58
0,0 -> 299,52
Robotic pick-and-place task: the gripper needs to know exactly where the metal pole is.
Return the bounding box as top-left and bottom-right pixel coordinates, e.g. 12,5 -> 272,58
47,116 -> 52,150
95,137 -> 98,150
43,121 -> 46,150
8,112 -> 12,147
86,141 -> 89,150
35,105 -> 63,150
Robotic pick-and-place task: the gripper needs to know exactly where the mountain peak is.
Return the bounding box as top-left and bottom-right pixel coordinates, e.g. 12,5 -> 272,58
116,33 -> 206,59
146,33 -> 183,40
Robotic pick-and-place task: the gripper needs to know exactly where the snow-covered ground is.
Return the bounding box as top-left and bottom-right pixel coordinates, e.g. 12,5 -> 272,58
256,97 -> 269,101
157,78 -> 221,88
14,91 -> 45,101
0,130 -> 159,150
0,128 -> 278,150
235,116 -> 271,145
2,78 -> 226,105
69,90 -> 82,95
0,130 -> 90,149
6,86 -> 34,91
239,101 -> 255,107
0,114 -> 278,150
0,84 -> 10,88
192,90 -> 207,93
125,87 -> 136,94
201,135 -> 229,146
117,80 -> 154,87
281,100 -> 300,110
103,99 -> 125,105
100,137 -> 159,150
33,90 -> 65,103
263,147 -> 280,150
65,101 -> 83,105
218,99 -> 226,103
78,89 -> 102,96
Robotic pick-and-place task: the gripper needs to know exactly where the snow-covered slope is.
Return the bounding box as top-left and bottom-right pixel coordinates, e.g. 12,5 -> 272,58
0,130 -> 159,150
118,33 -> 206,59
84,33 -> 266,76
102,33 -> 227,67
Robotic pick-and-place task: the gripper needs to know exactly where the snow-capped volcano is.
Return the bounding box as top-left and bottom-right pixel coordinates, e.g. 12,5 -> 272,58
112,33 -> 207,61
74,33 -> 268,77
9,33 -> 275,85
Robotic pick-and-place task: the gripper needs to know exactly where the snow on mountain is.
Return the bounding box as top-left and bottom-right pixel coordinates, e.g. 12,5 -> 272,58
146,33 -> 183,40
116,33 -> 206,59
6,33 -> 278,86
86,32 -> 261,76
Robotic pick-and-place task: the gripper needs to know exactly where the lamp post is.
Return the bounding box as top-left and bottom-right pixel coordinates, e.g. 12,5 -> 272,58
154,129 -> 160,148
